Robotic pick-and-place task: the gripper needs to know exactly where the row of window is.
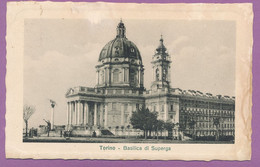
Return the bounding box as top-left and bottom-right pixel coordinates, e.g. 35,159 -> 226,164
150,104 -> 175,112
111,103 -> 142,111
181,100 -> 235,110
98,68 -> 142,85
155,67 -> 168,81
181,109 -> 235,116
180,121 -> 235,129
195,123 -> 235,128
180,115 -> 234,122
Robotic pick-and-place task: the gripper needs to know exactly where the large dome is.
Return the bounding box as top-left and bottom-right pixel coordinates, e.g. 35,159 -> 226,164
98,21 -> 142,62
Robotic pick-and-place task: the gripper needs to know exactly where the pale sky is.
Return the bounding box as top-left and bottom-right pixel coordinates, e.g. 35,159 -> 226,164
24,19 -> 236,128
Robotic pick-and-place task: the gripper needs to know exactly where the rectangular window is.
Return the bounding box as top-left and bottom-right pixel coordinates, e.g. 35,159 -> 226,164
171,104 -> 173,111
136,104 -> 139,110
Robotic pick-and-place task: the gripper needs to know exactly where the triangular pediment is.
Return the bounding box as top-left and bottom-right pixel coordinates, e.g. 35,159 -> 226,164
65,88 -> 74,96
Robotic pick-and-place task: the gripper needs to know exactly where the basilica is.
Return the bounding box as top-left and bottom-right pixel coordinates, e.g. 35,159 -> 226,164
65,20 -> 235,138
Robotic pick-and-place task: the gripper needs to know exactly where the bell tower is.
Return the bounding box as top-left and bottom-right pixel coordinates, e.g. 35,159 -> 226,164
151,35 -> 172,91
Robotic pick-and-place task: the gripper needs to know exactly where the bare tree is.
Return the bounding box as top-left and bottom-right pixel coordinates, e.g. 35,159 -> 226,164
23,104 -> 36,137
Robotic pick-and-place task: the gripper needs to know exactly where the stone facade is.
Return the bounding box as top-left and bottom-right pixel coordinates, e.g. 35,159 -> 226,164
65,21 -> 235,138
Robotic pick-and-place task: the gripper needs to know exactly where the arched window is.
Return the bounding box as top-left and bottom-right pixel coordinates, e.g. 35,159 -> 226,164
163,68 -> 168,80
130,69 -> 137,86
113,69 -> 119,83
100,70 -> 104,84
155,68 -> 159,81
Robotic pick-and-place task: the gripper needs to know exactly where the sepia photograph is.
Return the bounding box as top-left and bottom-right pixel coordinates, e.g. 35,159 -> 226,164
23,19 -> 236,144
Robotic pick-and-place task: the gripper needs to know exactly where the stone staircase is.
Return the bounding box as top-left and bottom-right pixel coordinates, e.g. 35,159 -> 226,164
101,129 -> 114,136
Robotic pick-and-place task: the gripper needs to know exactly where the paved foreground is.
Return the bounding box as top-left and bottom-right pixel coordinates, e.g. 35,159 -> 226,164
23,136 -> 234,144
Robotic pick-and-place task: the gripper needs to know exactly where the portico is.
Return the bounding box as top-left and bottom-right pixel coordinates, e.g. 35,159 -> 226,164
66,100 -> 108,129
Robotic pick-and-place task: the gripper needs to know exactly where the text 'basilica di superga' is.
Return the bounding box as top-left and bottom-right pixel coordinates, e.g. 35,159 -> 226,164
65,20 -> 235,138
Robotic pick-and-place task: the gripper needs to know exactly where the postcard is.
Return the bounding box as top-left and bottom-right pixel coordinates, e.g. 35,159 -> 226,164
5,2 -> 252,160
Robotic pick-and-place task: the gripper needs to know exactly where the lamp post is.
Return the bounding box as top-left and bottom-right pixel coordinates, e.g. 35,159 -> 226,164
49,99 -> 56,130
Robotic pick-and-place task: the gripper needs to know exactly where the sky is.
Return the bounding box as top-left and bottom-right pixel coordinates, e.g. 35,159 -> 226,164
23,19 -> 236,128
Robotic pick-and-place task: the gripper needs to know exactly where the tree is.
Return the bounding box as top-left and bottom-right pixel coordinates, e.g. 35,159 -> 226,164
130,106 -> 158,139
164,121 -> 175,139
155,120 -> 164,139
164,121 -> 175,131
23,104 -> 36,137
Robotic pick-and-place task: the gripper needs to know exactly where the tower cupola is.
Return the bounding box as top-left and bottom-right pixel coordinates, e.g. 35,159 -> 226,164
151,36 -> 172,91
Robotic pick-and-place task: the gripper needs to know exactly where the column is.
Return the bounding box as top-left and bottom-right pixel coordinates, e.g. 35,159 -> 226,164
78,101 -> 81,124
77,101 -> 80,125
73,101 -> 77,125
51,106 -> 54,130
72,101 -> 77,125
94,103 -> 97,126
125,68 -> 129,83
82,102 -> 85,125
108,67 -> 111,86
164,102 -> 168,121
105,67 -> 108,84
137,69 -> 140,87
128,103 -> 132,123
75,101 -> 78,125
104,103 -> 108,127
122,68 -> 125,83
69,102 -> 72,125
111,69 -> 114,83
100,103 -> 104,127
67,102 -> 69,125
140,69 -> 144,86
80,101 -> 83,124
138,68 -> 141,87
121,104 -> 124,126
97,71 -> 100,85
84,102 -> 89,125
96,70 -> 99,85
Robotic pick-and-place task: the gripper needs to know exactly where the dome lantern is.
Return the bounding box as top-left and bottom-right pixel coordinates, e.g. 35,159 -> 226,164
116,19 -> 126,38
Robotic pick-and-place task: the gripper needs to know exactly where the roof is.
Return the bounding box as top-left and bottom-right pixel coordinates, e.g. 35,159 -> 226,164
98,21 -> 142,63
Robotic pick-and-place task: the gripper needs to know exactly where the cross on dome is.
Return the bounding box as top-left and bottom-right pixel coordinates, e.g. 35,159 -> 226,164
157,34 -> 167,54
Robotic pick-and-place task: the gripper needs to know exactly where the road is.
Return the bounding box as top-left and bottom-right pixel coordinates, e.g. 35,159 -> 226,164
23,136 -> 234,144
